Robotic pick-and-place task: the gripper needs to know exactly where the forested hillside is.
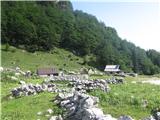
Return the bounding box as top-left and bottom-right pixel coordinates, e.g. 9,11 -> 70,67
1,1 -> 160,74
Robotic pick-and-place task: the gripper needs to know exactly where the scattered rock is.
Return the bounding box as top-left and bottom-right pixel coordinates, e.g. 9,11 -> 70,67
19,80 -> 26,85
118,115 -> 134,120
126,73 -> 138,77
69,79 -> 110,93
156,112 -> 160,120
11,83 -> 57,97
37,111 -> 42,116
142,99 -> 148,108
45,114 -> 50,117
105,77 -> 124,84
15,67 -> 20,72
19,70 -> 26,75
47,109 -> 53,114
151,108 -> 160,120
15,72 -> 21,76
142,116 -> 156,120
9,96 -> 13,100
88,68 -> 95,75
25,70 -> 31,77
11,76 -> 18,81
46,75 -> 110,93
0,66 -> 4,72
57,115 -> 63,120
49,116 -> 58,120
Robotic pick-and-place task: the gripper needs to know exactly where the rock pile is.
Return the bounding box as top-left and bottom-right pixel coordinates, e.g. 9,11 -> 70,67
52,91 -> 133,120
118,115 -> 133,120
53,91 -> 117,120
47,75 -> 89,82
45,75 -> 110,93
47,75 -> 123,85
68,79 -> 110,93
105,77 -> 124,84
11,83 -> 58,97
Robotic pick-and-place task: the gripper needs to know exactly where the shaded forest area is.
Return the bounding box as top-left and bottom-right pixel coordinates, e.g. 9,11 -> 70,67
1,1 -> 160,74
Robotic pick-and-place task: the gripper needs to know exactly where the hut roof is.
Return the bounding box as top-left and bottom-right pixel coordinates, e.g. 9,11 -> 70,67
37,68 -> 58,75
104,65 -> 120,72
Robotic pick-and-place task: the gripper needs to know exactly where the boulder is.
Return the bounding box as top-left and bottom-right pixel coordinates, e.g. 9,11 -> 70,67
47,109 -> 53,114
25,70 -> 31,77
80,67 -> 88,74
142,116 -> 155,120
88,69 -> 95,75
15,67 -> 21,72
57,115 -> 63,120
156,112 -> 160,120
11,88 -> 20,97
118,115 -> 134,120
151,108 -> 160,120
82,107 -> 104,120
11,76 -> 18,81
37,111 -> 42,115
45,114 -> 50,117
15,72 -> 21,76
19,80 -> 26,85
49,116 -> 57,120
55,91 -> 117,120
0,66 -> 4,72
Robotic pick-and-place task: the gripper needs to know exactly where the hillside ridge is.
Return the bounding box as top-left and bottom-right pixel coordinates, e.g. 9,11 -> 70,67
1,1 -> 160,74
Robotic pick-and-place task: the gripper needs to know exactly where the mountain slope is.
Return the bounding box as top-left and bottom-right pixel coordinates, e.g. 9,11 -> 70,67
1,1 -> 160,74
1,45 -> 85,72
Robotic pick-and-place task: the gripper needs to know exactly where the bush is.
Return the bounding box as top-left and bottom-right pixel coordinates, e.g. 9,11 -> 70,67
5,43 -> 10,51
70,58 -> 73,61
11,48 -> 16,53
68,54 -> 72,58
59,68 -> 63,71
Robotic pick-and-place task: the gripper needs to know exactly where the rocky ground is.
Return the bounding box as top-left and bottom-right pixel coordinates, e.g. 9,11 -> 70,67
1,67 -> 160,120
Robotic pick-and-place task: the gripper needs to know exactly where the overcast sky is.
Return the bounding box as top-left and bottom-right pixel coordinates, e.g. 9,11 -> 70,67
71,1 -> 160,52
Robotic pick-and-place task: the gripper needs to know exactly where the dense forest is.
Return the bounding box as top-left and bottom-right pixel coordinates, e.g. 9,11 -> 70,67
1,1 -> 160,75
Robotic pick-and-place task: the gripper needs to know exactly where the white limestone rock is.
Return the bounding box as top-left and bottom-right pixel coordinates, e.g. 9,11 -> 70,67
47,109 -> 53,114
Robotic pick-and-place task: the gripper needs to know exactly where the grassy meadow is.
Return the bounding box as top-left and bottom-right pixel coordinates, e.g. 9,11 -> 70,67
90,78 -> 160,119
1,45 -> 160,120
1,45 -> 85,72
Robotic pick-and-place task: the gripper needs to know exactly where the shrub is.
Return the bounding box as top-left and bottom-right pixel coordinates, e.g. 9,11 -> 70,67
70,58 -> 73,61
11,48 -> 16,53
5,43 -> 10,51
68,54 -> 72,58
59,68 -> 63,71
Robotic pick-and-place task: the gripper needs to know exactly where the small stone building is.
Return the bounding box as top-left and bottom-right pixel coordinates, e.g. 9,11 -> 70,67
37,68 -> 58,77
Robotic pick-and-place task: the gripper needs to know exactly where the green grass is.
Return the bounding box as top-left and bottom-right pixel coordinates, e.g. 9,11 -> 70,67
1,45 -> 85,72
1,74 -> 63,120
1,44 -> 87,120
2,92 -> 62,120
1,72 -> 160,120
89,74 -> 111,79
89,82 -> 160,119
1,45 -> 160,120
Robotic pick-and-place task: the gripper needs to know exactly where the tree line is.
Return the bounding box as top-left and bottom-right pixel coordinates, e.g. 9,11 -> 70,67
1,1 -> 160,74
